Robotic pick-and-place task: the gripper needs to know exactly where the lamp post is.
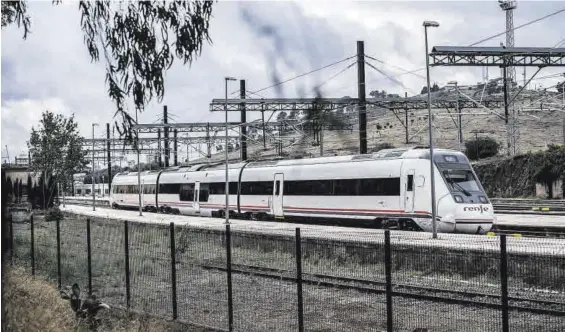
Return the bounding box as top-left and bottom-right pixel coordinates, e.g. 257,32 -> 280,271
423,20 -> 439,239
224,76 -> 237,224
448,80 -> 462,151
92,123 -> 99,211
135,110 -> 142,216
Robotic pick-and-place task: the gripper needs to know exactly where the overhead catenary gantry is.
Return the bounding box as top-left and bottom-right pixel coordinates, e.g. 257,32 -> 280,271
83,136 -> 239,147
209,97 -> 506,112
209,96 -> 507,155
429,45 -> 565,155
429,46 -> 565,67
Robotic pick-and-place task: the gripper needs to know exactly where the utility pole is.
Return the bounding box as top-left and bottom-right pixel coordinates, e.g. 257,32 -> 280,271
457,99 -> 463,151
174,129 -> 178,166
206,123 -> 211,159
106,123 -> 112,191
357,40 -> 367,154
186,138 -> 190,165
500,1 -> 518,155
405,92 -> 409,144
278,123 -> 283,156
261,106 -> 266,149
561,77 -> 565,146
240,79 -> 247,161
91,123 -> 98,211
157,129 -> 162,167
164,105 -> 169,168
502,63 -> 511,156
320,111 -> 324,157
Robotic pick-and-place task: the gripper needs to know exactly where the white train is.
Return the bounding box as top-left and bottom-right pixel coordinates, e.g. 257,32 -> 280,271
109,147 -> 495,234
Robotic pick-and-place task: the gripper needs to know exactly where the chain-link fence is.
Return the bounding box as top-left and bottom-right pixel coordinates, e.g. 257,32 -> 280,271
4,213 -> 565,332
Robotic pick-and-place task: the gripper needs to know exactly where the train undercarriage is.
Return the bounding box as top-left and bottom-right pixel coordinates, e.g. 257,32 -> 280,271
112,203 -> 425,232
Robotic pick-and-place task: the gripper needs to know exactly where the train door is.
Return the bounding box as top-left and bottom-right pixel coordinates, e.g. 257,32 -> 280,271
193,182 -> 201,214
272,173 -> 284,219
404,169 -> 415,213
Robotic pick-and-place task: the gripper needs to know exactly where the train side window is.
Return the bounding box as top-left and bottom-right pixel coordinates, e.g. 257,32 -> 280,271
180,184 -> 194,201
275,181 -> 280,196
407,175 -> 414,192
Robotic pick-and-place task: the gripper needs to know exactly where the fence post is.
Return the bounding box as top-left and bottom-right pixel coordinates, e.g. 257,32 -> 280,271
384,230 -> 393,332
9,214 -> 14,265
124,220 -> 131,309
30,215 -> 35,276
500,235 -> 509,332
56,217 -> 61,289
87,218 -> 93,295
295,228 -> 304,332
169,222 -> 178,320
226,224 -> 233,332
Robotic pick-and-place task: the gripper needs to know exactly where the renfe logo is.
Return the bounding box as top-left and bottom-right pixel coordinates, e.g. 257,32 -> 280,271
463,206 -> 490,213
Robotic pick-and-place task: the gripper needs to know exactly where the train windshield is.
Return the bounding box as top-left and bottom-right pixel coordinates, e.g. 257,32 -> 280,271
441,169 -> 482,193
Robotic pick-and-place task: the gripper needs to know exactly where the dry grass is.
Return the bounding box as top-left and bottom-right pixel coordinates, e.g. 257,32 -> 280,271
2,266 -> 79,332
1,266 -> 216,332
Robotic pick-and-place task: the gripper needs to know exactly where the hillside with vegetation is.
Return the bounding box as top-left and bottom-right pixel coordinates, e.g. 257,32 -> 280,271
190,79 -> 564,163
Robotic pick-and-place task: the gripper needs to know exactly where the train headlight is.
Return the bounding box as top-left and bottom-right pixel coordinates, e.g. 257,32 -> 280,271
479,196 -> 488,204
453,195 -> 463,203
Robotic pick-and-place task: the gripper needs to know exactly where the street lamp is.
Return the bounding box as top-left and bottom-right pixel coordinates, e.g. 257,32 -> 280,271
224,76 -> 237,224
135,111 -> 142,216
447,80 -> 462,151
423,20 -> 439,239
92,123 -> 99,211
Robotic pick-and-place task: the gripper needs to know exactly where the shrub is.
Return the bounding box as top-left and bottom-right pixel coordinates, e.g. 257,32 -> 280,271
464,136 -> 500,160
45,206 -> 64,222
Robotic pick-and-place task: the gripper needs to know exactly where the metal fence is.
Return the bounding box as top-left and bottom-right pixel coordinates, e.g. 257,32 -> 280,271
4,213 -> 565,332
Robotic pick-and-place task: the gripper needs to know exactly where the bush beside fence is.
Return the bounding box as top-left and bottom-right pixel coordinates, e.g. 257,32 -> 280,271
4,213 -> 565,332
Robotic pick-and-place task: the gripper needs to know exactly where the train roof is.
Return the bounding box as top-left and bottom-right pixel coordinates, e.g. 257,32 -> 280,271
112,147 -> 467,178
238,147 -> 466,169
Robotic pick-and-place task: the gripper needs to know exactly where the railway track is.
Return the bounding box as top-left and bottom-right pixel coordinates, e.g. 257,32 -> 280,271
491,198 -> 565,214
196,262 -> 565,316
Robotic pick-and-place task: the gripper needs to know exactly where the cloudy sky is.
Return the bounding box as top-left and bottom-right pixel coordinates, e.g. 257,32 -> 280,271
2,0 -> 565,164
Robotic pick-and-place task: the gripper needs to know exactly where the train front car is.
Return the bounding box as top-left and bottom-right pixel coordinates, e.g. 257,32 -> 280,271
433,151 -> 495,234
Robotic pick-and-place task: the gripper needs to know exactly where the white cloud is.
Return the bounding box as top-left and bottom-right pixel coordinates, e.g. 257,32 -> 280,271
2,0 -> 565,163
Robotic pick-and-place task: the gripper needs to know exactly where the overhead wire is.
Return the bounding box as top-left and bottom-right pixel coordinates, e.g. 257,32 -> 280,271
311,61 -> 357,93
362,8 -> 565,88
469,8 -> 565,46
230,55 -> 357,96
183,9 -> 565,160
245,90 -> 267,99
364,54 -> 427,80
553,37 -> 565,48
528,72 -> 565,81
364,59 -> 418,95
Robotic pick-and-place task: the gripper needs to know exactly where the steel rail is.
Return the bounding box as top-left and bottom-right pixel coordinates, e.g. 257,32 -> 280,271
197,262 -> 565,316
